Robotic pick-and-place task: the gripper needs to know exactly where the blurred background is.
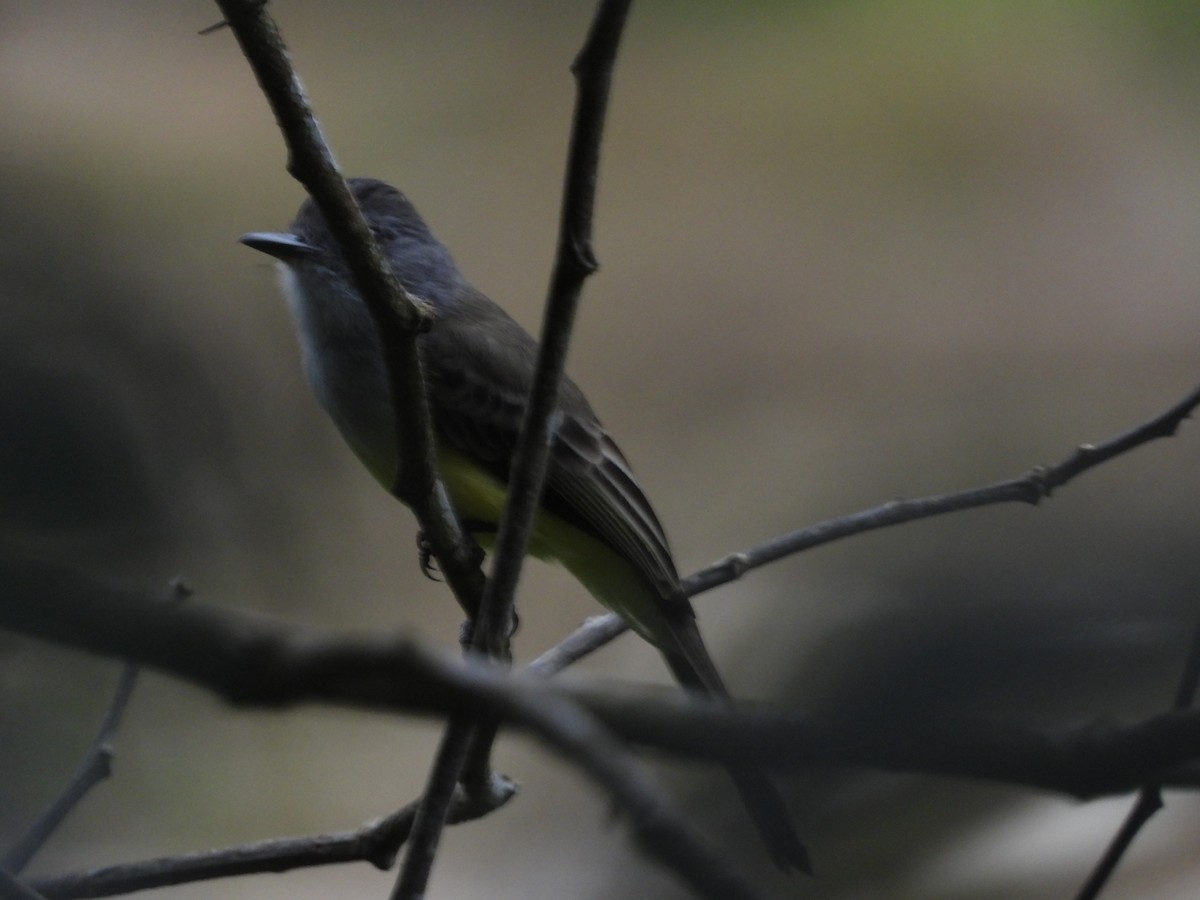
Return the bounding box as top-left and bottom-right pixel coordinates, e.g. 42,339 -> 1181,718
3,1 -> 1200,897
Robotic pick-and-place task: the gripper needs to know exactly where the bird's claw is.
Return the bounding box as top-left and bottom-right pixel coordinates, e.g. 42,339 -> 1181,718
416,531 -> 442,581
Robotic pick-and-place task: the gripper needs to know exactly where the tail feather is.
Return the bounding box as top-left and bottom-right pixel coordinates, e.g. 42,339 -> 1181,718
661,617 -> 812,874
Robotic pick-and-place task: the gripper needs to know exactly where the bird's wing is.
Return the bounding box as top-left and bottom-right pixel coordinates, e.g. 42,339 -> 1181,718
547,413 -> 681,598
423,293 -> 682,603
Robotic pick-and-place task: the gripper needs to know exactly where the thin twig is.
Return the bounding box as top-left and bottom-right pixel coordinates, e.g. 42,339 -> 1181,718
1072,618 -> 1200,900
212,2 -> 492,888
213,0 -> 485,619
3,580 -> 190,875
0,868 -> 48,900
389,716 -> 476,900
469,0 -> 632,656
686,382 -> 1200,597
27,789 -> 509,900
527,383 -> 1200,670
459,0 -> 634,786
395,3 -> 635,896
527,614 -> 630,677
402,676 -> 768,900
30,700 -> 764,900
3,670 -> 136,875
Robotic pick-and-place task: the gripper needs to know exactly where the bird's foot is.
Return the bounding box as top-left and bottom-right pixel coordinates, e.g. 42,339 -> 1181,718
415,531 -> 442,581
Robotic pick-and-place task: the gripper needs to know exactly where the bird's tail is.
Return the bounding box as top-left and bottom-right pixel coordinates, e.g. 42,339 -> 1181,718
661,617 -> 812,875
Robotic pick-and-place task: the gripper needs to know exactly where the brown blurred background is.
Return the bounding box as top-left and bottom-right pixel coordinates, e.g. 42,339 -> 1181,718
3,1 -> 1200,898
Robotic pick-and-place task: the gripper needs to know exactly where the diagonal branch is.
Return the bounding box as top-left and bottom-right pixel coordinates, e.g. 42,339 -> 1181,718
0,868 -> 47,900
26,784 -> 508,900
210,6 -> 499,889
2,580 -> 189,876
7,552 -> 1200,794
530,382 -> 1200,670
21,701 -> 1200,899
3,669 -> 138,876
470,0 -> 632,657
10,553 -> 1200,899
687,381 -> 1200,597
396,4 -> 636,895
390,716 -> 481,900
213,0 -> 485,619
1072,616 -> 1200,900
2,552 -> 761,900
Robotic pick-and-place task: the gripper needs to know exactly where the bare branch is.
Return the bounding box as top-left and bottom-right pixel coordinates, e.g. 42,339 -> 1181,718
0,868 -> 48,900
1073,617 -> 1200,900
457,0 -> 634,767
211,5 -> 495,887
3,580 -> 189,875
471,0 -> 632,658
2,552 -> 761,900
399,3 -> 636,894
685,382 -> 1200,597
527,614 -> 629,677
6,552 -> 1200,797
528,382 -> 1200,670
12,550 -> 1200,897
26,791 -> 509,900
4,672 -> 134,875
485,678 -> 769,900
31,709 -> 763,900
390,716 -> 478,900
465,0 -> 633,659
212,0 -> 485,619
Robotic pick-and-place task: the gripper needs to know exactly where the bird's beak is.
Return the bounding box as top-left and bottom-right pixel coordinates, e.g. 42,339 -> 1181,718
239,232 -> 317,261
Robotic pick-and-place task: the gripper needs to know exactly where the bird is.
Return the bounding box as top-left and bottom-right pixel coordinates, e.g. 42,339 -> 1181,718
240,177 -> 809,872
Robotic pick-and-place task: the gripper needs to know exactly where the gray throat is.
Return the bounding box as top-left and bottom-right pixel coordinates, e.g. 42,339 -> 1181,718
279,262 -> 399,483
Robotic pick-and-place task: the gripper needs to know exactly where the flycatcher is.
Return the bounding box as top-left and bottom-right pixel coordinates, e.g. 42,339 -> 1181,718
241,177 -> 808,872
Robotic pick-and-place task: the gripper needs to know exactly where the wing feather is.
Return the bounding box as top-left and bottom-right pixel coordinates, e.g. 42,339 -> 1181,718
422,291 -> 681,604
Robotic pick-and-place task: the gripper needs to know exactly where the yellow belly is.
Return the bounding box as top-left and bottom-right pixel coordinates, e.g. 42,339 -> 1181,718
435,442 -> 668,645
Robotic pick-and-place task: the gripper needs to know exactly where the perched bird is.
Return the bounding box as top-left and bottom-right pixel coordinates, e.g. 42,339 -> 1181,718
241,177 -> 808,872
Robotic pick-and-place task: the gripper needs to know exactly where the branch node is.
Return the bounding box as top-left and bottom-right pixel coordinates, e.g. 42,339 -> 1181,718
95,745 -> 114,779
1022,465 -> 1052,502
169,577 -> 194,601
455,771 -> 520,819
573,235 -> 599,274
720,552 -> 752,578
